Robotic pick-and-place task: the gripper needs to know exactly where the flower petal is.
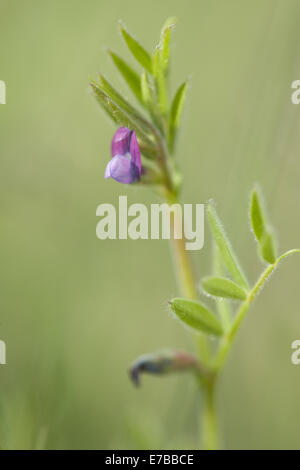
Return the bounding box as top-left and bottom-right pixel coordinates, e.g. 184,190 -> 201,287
105,155 -> 140,184
129,131 -> 141,176
104,161 -> 111,179
111,127 -> 131,157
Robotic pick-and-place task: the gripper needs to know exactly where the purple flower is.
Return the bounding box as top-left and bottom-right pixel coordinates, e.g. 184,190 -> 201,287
105,127 -> 142,184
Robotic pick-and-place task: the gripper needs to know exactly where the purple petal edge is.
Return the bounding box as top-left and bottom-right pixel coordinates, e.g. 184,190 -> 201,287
129,131 -> 141,176
111,127 -> 131,158
105,155 -> 140,184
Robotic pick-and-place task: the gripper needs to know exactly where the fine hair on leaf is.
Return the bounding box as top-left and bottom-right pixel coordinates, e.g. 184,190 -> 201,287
207,201 -> 249,290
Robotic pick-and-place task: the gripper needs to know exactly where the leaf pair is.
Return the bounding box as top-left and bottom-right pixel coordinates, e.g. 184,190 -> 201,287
200,188 -> 277,309
170,203 -> 251,336
114,22 -> 162,114
250,188 -> 277,264
195,202 -> 250,322
106,22 -> 154,108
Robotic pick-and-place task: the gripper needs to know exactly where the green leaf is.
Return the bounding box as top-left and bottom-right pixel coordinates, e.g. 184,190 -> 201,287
213,243 -> 232,331
169,81 -> 188,153
90,81 -> 157,157
141,71 -> 152,106
89,81 -> 118,123
259,231 -> 277,264
141,71 -> 164,132
108,50 -> 143,104
201,276 -> 248,300
207,202 -> 249,289
152,47 -> 168,115
250,188 -> 267,241
120,24 -> 153,74
141,71 -> 158,116
161,16 -> 178,32
159,17 -> 176,76
160,16 -> 178,74
169,298 -> 223,336
160,26 -> 172,74
97,74 -> 147,122
250,187 -> 277,264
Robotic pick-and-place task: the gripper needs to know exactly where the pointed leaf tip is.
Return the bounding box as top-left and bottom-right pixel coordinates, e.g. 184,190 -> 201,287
250,187 -> 266,241
161,17 -> 178,33
250,186 -> 277,264
259,231 -> 277,264
120,24 -> 153,74
108,50 -> 143,104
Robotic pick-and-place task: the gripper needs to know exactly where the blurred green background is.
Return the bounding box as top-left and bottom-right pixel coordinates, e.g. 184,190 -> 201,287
1,0 -> 300,449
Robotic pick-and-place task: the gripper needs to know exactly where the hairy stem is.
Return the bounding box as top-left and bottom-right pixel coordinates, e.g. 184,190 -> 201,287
201,379 -> 219,450
169,214 -> 198,299
214,263 -> 276,372
169,201 -> 211,363
168,199 -> 218,449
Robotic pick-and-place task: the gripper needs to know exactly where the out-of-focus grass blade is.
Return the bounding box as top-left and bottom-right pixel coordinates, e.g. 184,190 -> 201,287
168,81 -> 188,153
120,24 -> 153,74
201,276 -> 248,300
169,298 -> 223,336
259,231 -> 277,264
108,50 -> 143,104
207,202 -> 249,290
250,188 -> 267,241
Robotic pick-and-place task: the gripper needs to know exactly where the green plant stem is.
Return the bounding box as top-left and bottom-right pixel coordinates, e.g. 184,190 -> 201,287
214,248 -> 300,372
213,263 -> 275,372
169,216 -> 198,299
168,197 -> 218,449
169,198 -> 210,363
168,199 -> 300,449
201,379 -> 218,450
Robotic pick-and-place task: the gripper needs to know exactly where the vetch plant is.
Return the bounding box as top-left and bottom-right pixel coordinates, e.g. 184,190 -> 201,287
90,19 -> 300,449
